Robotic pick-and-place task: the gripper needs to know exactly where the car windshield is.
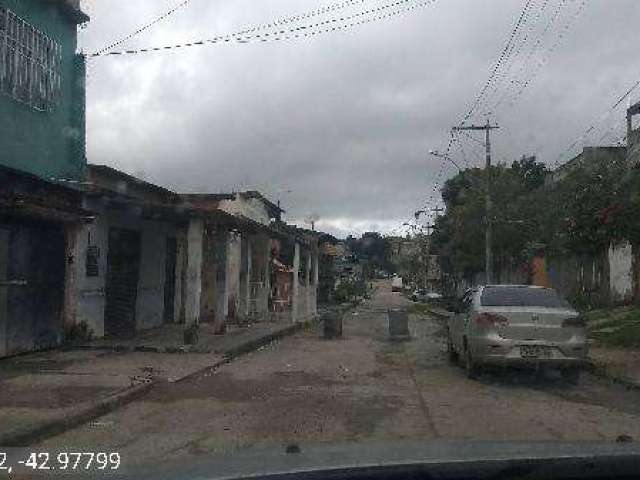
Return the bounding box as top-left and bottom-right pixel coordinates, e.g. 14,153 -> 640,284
3,0 -> 640,478
481,287 -> 571,309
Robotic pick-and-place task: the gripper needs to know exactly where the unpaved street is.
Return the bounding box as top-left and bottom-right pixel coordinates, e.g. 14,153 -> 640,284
39,281 -> 640,469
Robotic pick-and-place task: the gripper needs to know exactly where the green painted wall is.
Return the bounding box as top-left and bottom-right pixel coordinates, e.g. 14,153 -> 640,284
0,0 -> 86,182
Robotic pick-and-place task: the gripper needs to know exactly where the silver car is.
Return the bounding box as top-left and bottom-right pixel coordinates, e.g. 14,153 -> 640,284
446,285 -> 587,382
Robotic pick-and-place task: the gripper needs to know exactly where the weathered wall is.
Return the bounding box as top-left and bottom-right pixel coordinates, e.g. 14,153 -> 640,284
0,0 -> 86,181
199,230 -> 218,324
135,221 -> 171,330
73,214 -> 109,338
545,253 -> 609,308
184,219 -> 203,326
218,196 -> 271,225
249,234 -> 270,318
609,241 -> 633,304
73,202 -> 179,337
227,232 -> 242,323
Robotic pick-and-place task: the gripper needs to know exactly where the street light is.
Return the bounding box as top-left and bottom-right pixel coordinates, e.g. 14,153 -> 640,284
429,150 -> 463,171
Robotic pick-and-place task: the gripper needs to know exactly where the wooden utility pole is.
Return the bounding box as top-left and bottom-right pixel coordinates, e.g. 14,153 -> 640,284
452,119 -> 499,284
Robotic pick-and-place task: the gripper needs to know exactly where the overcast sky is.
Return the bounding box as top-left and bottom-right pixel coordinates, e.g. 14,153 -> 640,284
79,0 -> 640,238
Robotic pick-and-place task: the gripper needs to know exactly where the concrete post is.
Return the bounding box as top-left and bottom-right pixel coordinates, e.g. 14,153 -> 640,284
312,248 -> 319,316
227,232 -> 241,324
305,250 -> 311,319
244,236 -> 252,319
246,234 -> 271,321
263,235 -> 271,320
292,242 -> 300,323
214,231 -> 229,334
185,218 -> 204,327
63,224 -> 80,330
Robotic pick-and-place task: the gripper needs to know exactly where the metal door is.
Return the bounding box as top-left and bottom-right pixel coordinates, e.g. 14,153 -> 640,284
104,228 -> 141,338
0,223 -> 65,357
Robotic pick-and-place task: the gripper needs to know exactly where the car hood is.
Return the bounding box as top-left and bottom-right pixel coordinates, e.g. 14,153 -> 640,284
126,439 -> 640,480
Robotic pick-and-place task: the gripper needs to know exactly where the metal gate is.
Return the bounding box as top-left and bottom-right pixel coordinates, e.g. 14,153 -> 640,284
104,228 -> 141,338
0,222 -> 65,357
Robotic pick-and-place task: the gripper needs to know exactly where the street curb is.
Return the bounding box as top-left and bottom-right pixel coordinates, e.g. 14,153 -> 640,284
171,320 -> 317,385
0,321 -> 314,447
424,308 -> 454,321
221,323 -> 305,360
586,360 -> 640,391
0,381 -> 154,447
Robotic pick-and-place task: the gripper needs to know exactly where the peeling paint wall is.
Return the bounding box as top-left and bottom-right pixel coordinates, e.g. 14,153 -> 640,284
227,232 -> 242,323
199,230 -> 218,324
184,219 -> 203,326
609,241 -> 633,304
73,201 -> 180,338
135,221 -> 171,330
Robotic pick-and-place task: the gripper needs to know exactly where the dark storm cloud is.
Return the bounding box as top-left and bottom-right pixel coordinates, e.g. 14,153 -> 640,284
80,0 -> 640,237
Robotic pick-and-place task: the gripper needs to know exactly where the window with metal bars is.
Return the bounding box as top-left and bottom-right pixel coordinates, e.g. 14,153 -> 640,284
0,7 -> 62,111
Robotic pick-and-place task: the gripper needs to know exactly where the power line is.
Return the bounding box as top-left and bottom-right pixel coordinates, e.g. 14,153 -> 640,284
403,1 -> 536,235
456,133 -> 472,169
553,76 -> 640,167
484,0 -> 551,112
461,0 -> 534,124
231,0 -> 368,37
478,0 -> 542,116
503,0 -> 588,111
93,0 -> 197,56
93,0 -> 375,58
89,0 -> 439,57
493,0 -> 570,111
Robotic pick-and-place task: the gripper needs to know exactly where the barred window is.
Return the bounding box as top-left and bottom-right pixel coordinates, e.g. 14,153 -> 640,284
0,7 -> 62,111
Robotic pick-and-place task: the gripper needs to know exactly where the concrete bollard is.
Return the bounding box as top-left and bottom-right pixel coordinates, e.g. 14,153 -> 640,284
322,308 -> 344,339
388,309 -> 410,341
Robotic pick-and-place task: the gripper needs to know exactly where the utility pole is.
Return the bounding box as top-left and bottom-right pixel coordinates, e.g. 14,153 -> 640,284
452,119 -> 499,284
422,224 -> 435,291
431,206 -> 444,219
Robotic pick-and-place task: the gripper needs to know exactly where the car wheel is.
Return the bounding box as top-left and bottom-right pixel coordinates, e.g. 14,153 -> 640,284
465,348 -> 480,380
561,367 -> 581,384
446,331 -> 458,364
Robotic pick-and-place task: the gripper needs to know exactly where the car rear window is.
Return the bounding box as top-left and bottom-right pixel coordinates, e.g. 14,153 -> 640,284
480,287 -> 571,308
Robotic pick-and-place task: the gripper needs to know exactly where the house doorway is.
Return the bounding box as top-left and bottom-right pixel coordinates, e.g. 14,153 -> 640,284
104,228 -> 141,338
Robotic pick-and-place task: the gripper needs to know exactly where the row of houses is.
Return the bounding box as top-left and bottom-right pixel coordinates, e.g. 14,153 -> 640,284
0,0 -> 320,358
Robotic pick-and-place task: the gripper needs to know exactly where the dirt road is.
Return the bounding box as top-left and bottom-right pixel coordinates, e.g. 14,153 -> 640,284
38,281 -> 640,469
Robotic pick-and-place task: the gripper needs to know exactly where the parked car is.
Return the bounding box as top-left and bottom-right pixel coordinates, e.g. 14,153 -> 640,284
411,289 -> 427,302
391,276 -> 403,292
411,290 -> 443,302
446,285 -> 587,382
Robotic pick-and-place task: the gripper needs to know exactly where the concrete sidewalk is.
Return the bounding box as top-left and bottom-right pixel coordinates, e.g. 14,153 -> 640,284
72,321 -> 300,355
589,347 -> 640,390
0,321 -> 308,446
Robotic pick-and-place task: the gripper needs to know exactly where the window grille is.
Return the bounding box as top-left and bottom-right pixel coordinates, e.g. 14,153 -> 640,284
0,7 -> 62,111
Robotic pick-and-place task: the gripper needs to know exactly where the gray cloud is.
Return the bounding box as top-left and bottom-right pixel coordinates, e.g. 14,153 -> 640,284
79,0 -> 640,237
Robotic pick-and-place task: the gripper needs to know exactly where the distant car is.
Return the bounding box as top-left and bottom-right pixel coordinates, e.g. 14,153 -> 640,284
446,285 -> 587,382
391,277 -> 403,292
411,290 -> 442,302
411,289 -> 427,302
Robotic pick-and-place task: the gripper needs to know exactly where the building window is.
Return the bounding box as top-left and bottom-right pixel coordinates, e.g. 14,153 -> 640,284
0,7 -> 62,111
